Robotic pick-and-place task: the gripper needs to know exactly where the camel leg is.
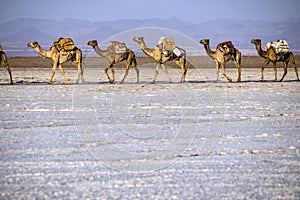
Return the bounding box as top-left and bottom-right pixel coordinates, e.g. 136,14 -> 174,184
75,63 -> 81,84
221,63 -> 232,82
151,63 -> 160,84
261,60 -> 269,82
76,50 -> 84,83
290,56 -> 299,81
180,67 -> 187,83
104,63 -> 114,84
58,64 -> 67,84
80,64 -> 85,83
293,63 -> 299,81
135,67 -> 140,83
234,61 -> 242,82
214,60 -> 220,82
293,65 -> 299,81
5,64 -> 13,85
49,62 -> 58,84
111,68 -> 115,84
273,62 -> 277,82
132,58 -> 139,83
280,62 -> 288,82
73,61 -> 84,83
161,64 -> 173,83
127,56 -> 139,83
120,61 -> 131,84
176,58 -> 187,83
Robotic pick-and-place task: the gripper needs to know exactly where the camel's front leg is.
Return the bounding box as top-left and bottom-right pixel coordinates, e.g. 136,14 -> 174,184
5,63 -> 13,85
221,62 -> 232,82
49,61 -> 58,84
104,63 -> 115,84
58,64 -> 67,84
161,64 -> 173,83
214,60 -> 220,82
261,60 -> 269,82
151,63 -> 160,84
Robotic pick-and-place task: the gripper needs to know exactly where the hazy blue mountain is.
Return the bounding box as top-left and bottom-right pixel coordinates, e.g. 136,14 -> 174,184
1,17 -> 299,55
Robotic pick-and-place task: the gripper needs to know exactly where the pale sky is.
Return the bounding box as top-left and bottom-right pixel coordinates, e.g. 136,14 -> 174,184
0,0 -> 300,24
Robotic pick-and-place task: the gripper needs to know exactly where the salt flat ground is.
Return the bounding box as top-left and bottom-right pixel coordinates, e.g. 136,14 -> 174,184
0,65 -> 299,199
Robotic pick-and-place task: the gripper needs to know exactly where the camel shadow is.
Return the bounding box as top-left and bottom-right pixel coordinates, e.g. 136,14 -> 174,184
242,79 -> 300,83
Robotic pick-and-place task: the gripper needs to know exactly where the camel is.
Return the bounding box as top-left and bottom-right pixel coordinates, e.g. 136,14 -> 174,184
251,39 -> 299,82
200,39 -> 242,82
133,37 -> 187,83
0,43 -> 13,84
27,41 -> 84,84
87,40 -> 139,83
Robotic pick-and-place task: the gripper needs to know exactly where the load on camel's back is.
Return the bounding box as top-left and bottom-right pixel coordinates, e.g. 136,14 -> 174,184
108,41 -> 128,54
157,37 -> 183,57
265,40 -> 289,54
217,41 -> 235,55
54,38 -> 75,52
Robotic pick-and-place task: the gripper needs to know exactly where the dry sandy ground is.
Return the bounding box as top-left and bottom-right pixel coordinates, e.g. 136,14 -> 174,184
0,57 -> 299,199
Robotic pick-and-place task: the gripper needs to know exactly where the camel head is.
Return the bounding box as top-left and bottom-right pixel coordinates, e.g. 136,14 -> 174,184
251,39 -> 261,45
133,37 -> 144,44
27,41 -> 39,48
200,39 -> 209,45
87,40 -> 98,47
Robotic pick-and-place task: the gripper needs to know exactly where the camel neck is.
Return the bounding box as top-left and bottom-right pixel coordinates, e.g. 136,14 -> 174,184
34,45 -> 49,58
139,40 -> 154,57
34,45 -> 53,58
94,45 -> 108,57
255,43 -> 267,58
204,43 -> 216,58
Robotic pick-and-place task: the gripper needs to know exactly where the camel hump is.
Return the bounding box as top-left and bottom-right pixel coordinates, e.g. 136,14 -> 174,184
217,41 -> 235,54
265,40 -> 289,54
109,41 -> 128,54
55,38 -> 75,52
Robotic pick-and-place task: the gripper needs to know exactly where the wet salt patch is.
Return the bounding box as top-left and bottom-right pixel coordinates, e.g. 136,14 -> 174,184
255,133 -> 268,137
25,108 -> 50,112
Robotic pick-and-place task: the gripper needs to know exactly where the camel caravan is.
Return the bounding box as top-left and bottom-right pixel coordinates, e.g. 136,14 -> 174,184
0,37 -> 299,84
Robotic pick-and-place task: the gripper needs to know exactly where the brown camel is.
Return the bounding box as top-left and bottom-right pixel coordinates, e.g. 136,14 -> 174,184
0,43 -> 13,84
27,41 -> 84,84
133,37 -> 187,83
251,39 -> 299,82
200,39 -> 242,82
87,40 -> 139,83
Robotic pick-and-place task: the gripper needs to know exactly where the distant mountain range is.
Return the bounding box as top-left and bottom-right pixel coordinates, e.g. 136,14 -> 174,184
1,17 -> 300,56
